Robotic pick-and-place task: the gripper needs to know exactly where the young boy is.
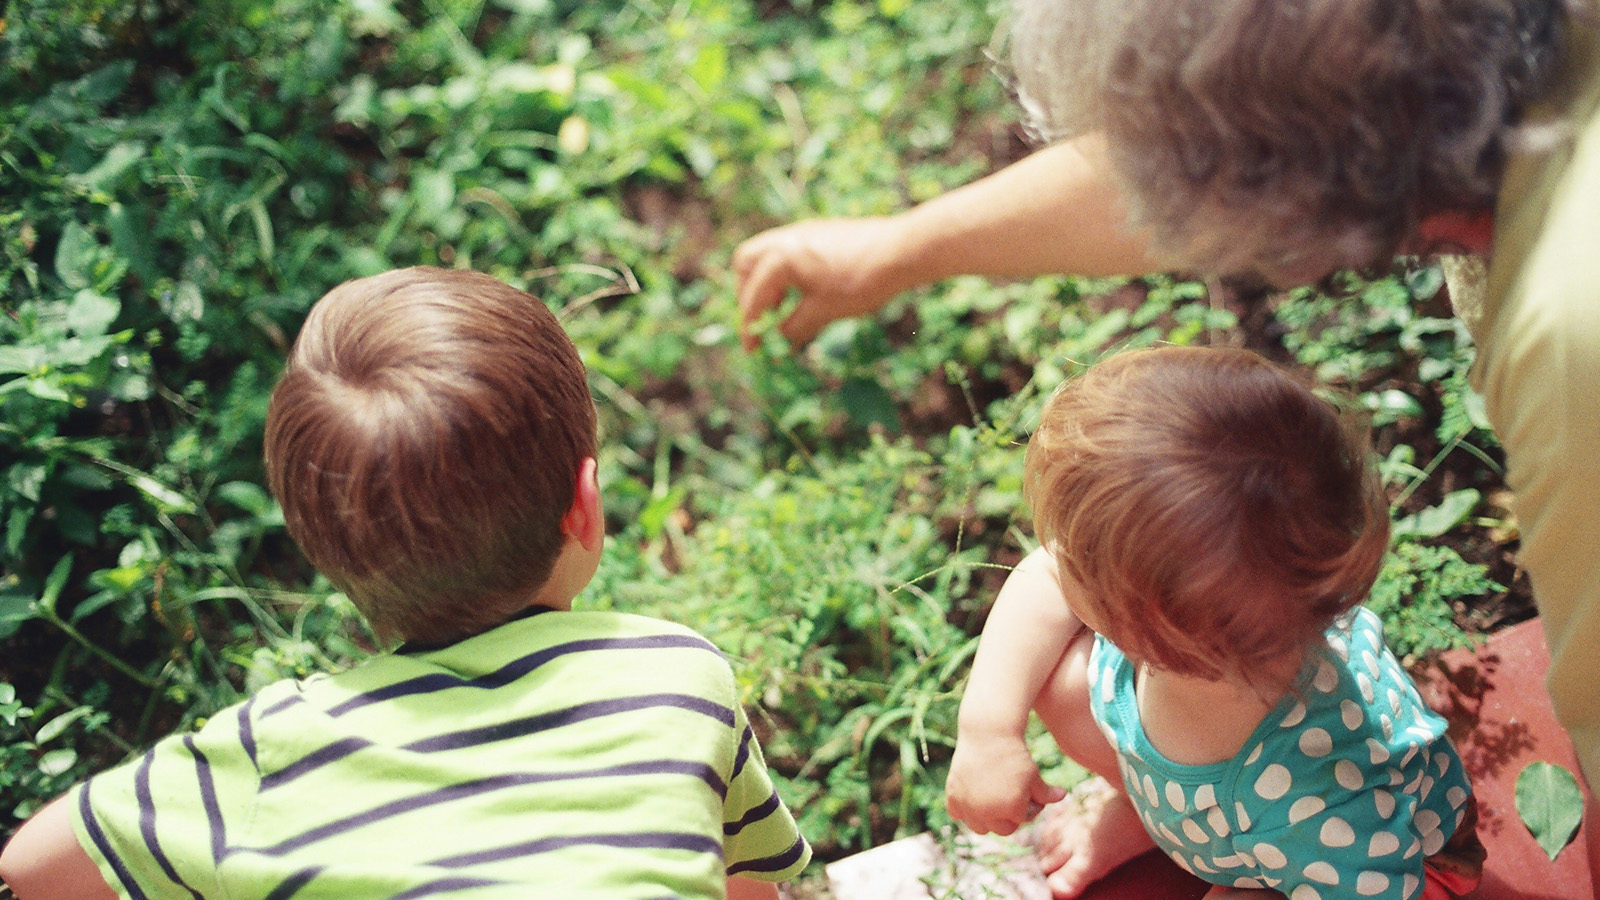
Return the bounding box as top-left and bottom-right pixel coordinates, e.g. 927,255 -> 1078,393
0,267 -> 809,900
946,347 -> 1483,900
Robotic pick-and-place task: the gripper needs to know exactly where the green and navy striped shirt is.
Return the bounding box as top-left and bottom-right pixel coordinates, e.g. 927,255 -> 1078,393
70,609 -> 810,899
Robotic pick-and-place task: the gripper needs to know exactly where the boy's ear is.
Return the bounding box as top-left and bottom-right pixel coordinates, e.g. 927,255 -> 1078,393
561,457 -> 604,553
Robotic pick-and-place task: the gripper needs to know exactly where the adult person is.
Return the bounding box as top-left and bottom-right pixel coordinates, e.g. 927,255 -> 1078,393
733,0 -> 1600,894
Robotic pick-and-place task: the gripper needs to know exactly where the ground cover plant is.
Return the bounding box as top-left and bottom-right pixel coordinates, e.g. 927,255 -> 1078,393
0,0 -> 1526,886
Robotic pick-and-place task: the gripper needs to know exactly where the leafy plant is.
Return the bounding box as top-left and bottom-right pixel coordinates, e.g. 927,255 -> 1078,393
0,681 -> 114,822
1366,542 -> 1497,661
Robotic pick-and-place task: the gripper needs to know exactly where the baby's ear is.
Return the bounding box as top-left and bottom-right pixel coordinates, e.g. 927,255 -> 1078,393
560,457 -> 604,552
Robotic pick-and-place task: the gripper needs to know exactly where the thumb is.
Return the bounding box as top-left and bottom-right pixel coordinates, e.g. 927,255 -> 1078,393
1030,774 -> 1067,809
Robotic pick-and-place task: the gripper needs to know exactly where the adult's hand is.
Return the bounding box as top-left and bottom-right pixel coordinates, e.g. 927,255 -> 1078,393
732,136 -> 1157,352
732,216 -> 913,350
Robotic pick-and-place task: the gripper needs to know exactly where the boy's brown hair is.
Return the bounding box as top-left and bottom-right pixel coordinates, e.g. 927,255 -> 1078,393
263,267 -> 597,644
1025,346 -> 1388,681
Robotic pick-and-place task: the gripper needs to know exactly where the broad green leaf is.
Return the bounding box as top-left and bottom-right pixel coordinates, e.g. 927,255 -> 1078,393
78,60 -> 135,106
413,169 -> 457,220
6,505 -> 34,558
36,706 -> 92,744
639,485 -> 690,540
1516,761 -> 1584,861
75,141 -> 146,190
25,377 -> 72,403
214,481 -> 277,517
0,592 -> 40,641
8,464 -> 48,503
557,116 -> 590,154
130,473 -> 196,514
1406,264 -> 1445,300
688,43 -> 727,93
839,376 -> 899,433
1393,489 -> 1481,541
351,0 -> 407,34
67,290 -> 121,337
0,345 -> 42,375
54,221 -> 99,290
108,370 -> 153,402
109,202 -> 158,285
46,334 -> 116,368
37,748 -> 79,777
161,281 -> 205,323
1363,388 -> 1425,421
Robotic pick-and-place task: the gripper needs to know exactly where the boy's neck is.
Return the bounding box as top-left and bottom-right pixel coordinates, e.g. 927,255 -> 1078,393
531,539 -> 601,612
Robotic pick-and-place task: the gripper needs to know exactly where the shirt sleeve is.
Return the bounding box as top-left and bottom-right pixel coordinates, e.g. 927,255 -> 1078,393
720,703 -> 811,882
70,694 -> 264,900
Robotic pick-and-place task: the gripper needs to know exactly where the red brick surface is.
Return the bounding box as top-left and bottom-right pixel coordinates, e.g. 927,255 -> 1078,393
1413,618 -> 1593,900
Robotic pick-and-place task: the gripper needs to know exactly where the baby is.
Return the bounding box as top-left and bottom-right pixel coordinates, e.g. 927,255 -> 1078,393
947,346 -> 1483,900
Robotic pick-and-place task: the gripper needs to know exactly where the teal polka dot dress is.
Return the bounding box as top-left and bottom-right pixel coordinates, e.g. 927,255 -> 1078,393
1088,608 -> 1472,900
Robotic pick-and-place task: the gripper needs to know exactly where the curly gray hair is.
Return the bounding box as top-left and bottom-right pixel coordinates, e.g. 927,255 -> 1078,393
1011,0 -> 1574,282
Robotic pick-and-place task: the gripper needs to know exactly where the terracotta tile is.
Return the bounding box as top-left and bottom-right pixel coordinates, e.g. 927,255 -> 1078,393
1413,618 -> 1594,900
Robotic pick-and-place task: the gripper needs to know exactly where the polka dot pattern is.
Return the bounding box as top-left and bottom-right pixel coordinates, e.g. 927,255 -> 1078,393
1254,843 -> 1288,869
1288,796 -> 1325,824
1299,728 -> 1333,758
1357,872 -> 1390,896
1320,817 -> 1356,848
1166,781 -> 1187,812
1374,790 -> 1396,819
1335,759 -> 1364,791
1084,608 -> 1473,900
1255,764 -> 1292,800
1303,861 -> 1338,885
1341,700 -> 1364,731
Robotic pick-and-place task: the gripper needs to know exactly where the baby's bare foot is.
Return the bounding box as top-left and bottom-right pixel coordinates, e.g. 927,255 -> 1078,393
1033,777 -> 1154,899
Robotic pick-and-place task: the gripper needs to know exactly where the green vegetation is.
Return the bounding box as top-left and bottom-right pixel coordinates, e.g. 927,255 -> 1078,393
1,0 -> 1513,875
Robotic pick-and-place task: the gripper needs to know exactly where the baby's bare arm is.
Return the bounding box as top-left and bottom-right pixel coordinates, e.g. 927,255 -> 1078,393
0,795 -> 117,900
959,547 -> 1086,735
947,548 -> 1086,833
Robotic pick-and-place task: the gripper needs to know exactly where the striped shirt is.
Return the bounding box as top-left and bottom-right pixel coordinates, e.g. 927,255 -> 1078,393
70,609 -> 810,900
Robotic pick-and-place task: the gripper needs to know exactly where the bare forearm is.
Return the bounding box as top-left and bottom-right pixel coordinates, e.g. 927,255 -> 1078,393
896,134 -> 1158,287
959,547 -> 1086,738
734,134 -> 1161,348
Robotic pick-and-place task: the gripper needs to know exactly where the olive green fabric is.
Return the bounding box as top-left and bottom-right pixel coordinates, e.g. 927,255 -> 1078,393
1468,19 -> 1600,789
70,609 -> 809,900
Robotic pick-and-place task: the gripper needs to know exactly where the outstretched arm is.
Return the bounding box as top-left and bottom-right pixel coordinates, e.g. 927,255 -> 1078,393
946,547 -> 1087,835
733,133 -> 1157,349
0,794 -> 117,900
